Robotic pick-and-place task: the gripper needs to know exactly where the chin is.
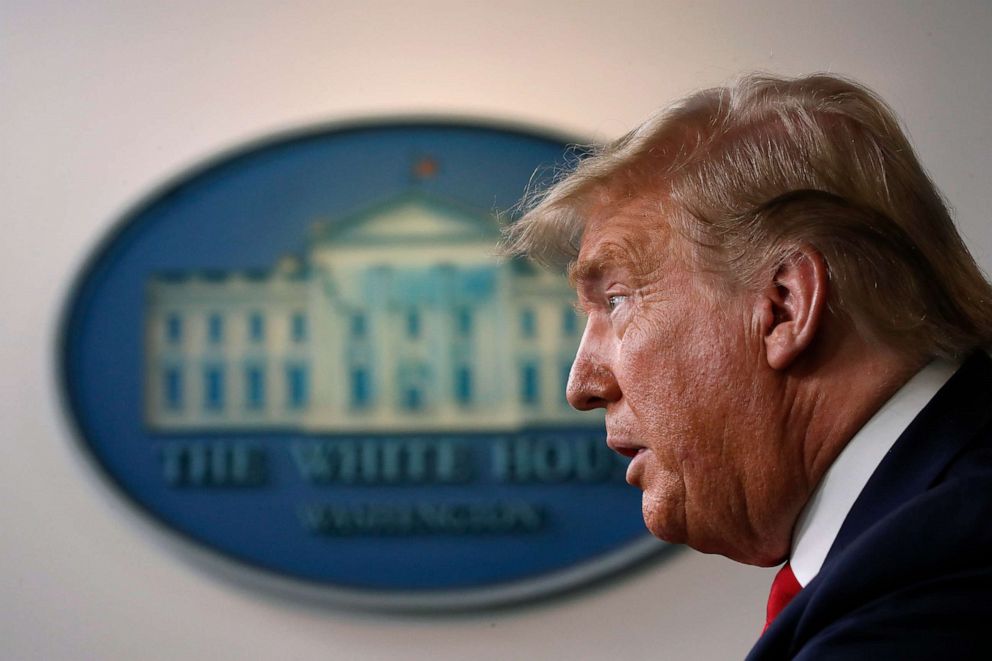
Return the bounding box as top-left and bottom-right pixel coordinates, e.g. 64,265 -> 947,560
645,519 -> 688,545
641,495 -> 688,545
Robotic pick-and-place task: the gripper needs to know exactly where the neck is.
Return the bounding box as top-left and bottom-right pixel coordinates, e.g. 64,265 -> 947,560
785,336 -> 923,533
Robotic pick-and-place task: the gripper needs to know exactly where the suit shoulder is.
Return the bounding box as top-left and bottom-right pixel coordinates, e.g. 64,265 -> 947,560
785,475 -> 992,659
794,567 -> 992,660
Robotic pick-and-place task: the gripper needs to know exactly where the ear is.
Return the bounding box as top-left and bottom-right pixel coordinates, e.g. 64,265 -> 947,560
758,246 -> 829,370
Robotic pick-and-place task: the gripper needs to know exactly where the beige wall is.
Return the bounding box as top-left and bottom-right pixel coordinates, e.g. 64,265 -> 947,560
3,1 -> 991,658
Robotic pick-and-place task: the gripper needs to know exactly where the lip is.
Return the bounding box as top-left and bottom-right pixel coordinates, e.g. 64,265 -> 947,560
606,437 -> 644,459
607,436 -> 649,486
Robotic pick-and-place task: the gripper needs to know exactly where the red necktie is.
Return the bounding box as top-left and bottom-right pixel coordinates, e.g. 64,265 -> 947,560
763,562 -> 802,633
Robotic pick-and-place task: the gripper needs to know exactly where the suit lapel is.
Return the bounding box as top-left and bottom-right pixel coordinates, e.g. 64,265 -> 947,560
825,351 -> 992,562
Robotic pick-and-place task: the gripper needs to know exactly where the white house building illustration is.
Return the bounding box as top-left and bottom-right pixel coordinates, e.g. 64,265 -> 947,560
144,190 -> 599,433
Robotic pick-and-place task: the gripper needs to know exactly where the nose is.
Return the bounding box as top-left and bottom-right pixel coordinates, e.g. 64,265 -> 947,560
566,327 -> 621,411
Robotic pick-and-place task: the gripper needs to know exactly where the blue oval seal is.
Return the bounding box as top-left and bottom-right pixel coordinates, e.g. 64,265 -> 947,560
59,119 -> 669,610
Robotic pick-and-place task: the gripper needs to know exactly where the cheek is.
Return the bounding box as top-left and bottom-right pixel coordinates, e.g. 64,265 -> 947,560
619,307 -> 746,452
620,313 -> 694,396
616,324 -> 693,443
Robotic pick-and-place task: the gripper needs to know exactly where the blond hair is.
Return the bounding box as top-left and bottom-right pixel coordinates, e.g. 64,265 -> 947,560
502,73 -> 992,359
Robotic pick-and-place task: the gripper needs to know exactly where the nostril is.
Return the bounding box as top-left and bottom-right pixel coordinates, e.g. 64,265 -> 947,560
566,355 -> 619,411
566,376 -> 617,411
574,395 -> 607,411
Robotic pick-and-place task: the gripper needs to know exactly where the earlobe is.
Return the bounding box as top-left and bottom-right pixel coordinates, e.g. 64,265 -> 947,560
760,246 -> 828,370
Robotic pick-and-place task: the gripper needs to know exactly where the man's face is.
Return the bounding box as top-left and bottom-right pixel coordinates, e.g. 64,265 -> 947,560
568,202 -> 802,565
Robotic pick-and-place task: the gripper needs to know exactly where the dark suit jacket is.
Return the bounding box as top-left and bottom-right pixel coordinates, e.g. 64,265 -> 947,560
747,352 -> 992,660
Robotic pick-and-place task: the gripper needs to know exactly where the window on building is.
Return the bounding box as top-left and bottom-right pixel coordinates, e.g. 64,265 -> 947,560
400,363 -> 428,412
403,385 -> 423,411
406,309 -> 420,339
455,365 -> 472,405
245,364 -> 265,410
350,367 -> 370,409
520,308 -> 536,339
207,313 -> 224,344
248,312 -> 265,343
203,364 -> 225,411
350,312 -> 367,338
456,307 -> 472,337
165,313 -> 182,344
291,312 -> 307,343
286,363 -> 309,410
562,306 -> 578,336
521,362 -> 540,405
163,366 -> 183,410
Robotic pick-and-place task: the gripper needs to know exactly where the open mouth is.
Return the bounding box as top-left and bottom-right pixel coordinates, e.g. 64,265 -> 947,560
611,445 -> 644,459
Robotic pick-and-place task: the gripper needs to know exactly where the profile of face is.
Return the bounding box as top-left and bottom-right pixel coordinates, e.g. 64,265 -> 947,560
567,202 -> 809,566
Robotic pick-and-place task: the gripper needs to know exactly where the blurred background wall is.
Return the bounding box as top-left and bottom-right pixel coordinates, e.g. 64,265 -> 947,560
2,1 -> 990,658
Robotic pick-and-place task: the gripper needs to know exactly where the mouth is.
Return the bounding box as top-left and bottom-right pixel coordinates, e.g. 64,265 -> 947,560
606,438 -> 645,459
607,440 -> 650,487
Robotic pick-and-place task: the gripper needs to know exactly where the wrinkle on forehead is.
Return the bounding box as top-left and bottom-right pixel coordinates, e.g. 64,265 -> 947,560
569,206 -> 671,288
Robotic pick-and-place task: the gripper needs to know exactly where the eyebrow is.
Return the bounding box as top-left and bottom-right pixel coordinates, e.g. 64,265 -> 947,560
568,239 -> 649,289
567,258 -> 596,289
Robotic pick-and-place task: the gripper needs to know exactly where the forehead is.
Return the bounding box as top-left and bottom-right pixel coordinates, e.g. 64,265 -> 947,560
570,198 -> 673,287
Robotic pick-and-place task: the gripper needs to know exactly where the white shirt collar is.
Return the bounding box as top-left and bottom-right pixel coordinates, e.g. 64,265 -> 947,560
789,358 -> 959,587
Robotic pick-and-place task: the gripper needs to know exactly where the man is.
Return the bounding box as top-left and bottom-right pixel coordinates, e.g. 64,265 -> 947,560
503,74 -> 992,658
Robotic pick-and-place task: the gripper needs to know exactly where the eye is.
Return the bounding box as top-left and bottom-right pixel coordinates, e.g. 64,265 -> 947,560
607,294 -> 628,312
